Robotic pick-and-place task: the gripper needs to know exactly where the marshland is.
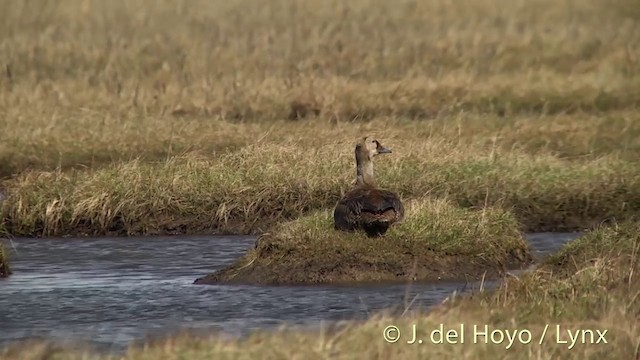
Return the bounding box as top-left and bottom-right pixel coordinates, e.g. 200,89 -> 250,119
1,0 -> 639,358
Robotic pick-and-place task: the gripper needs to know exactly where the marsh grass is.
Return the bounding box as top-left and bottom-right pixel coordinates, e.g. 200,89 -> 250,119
196,198 -> 531,284
4,222 -> 639,359
0,0 -> 639,177
1,0 -> 639,357
0,0 -> 639,237
2,107 -> 640,179
3,139 -> 640,237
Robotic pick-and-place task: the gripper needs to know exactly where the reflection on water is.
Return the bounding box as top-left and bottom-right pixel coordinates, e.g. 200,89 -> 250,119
0,232 -> 581,353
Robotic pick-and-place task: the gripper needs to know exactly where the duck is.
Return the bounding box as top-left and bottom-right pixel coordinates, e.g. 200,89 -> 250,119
333,136 -> 404,237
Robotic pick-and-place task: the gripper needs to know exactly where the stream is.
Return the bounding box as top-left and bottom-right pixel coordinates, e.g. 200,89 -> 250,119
0,232 -> 581,353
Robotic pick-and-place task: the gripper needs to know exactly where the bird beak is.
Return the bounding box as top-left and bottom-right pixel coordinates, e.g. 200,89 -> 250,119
377,145 -> 392,154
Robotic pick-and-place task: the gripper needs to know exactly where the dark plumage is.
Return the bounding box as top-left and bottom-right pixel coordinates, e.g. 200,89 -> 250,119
334,136 -> 404,237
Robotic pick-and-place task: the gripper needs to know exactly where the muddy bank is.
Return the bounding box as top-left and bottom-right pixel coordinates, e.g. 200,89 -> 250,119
194,244 -> 530,286
195,199 -> 533,285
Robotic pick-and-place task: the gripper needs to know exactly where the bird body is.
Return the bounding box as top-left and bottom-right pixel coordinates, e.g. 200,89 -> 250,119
334,136 -> 404,237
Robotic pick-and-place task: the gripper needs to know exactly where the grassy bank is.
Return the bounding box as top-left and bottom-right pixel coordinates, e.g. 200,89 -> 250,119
3,139 -> 640,237
196,198 -> 531,285
4,221 -> 639,359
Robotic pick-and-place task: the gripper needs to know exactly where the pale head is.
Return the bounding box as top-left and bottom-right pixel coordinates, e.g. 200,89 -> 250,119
355,136 -> 392,161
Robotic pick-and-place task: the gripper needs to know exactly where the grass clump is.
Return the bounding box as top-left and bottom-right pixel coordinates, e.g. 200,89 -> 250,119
195,198 -> 532,285
470,220 -> 640,326
0,150 -> 344,237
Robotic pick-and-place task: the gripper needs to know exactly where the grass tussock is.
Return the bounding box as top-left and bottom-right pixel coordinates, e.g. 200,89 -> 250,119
196,198 -> 531,285
4,223 -> 640,359
464,220 -> 640,326
3,137 -> 640,237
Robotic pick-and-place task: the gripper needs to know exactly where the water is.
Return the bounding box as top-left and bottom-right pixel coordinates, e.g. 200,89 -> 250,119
0,232 -> 581,353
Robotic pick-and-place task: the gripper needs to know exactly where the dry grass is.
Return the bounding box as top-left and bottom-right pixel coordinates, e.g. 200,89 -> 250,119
3,138 -> 640,237
0,0 -> 639,177
0,0 -> 639,237
197,198 -> 531,284
4,222 -> 639,359
1,0 -> 639,357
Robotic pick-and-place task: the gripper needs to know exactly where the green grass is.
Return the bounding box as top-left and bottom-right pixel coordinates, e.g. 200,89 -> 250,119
196,198 -> 531,284
3,222 -> 639,359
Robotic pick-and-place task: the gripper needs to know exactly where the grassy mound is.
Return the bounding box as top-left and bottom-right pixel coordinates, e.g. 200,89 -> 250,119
469,220 -> 640,325
195,198 -> 532,285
